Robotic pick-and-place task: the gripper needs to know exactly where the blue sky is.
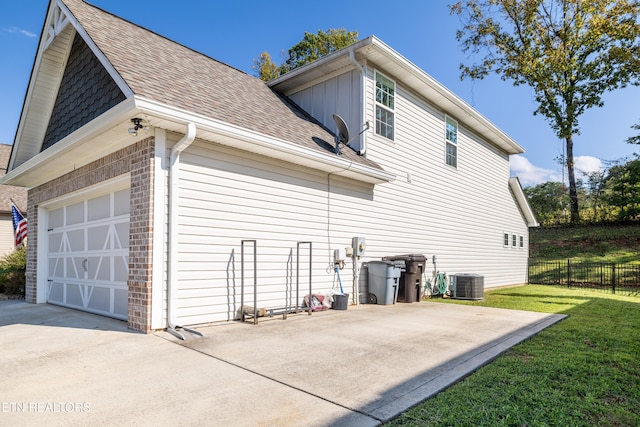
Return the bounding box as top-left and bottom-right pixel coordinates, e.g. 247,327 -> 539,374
1,0 -> 639,186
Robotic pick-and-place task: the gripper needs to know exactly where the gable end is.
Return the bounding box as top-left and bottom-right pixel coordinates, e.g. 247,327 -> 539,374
41,32 -> 126,151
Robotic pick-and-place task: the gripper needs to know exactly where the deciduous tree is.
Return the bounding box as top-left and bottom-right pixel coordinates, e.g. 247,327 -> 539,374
451,0 -> 640,223
253,29 -> 358,81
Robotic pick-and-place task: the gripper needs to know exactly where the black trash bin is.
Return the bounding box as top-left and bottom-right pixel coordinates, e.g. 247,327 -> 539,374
382,254 -> 427,303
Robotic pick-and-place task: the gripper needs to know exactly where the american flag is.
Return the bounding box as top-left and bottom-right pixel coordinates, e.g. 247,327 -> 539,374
11,203 -> 27,247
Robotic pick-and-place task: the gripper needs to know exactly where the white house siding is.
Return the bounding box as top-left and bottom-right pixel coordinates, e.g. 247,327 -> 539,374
170,70 -> 530,326
286,66 -> 529,288
360,66 -> 529,285
0,215 -> 15,256
174,140 -> 374,325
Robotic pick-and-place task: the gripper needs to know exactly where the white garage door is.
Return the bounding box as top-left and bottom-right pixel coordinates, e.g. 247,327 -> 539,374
46,188 -> 130,320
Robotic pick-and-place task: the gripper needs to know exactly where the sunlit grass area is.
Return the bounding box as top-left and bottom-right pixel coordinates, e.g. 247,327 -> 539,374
530,224 -> 640,264
389,285 -> 640,426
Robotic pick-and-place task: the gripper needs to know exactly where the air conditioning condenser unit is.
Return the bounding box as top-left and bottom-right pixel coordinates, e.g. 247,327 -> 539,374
450,274 -> 484,300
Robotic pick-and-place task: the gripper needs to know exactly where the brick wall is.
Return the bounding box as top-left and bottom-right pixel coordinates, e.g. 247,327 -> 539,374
27,138 -> 156,332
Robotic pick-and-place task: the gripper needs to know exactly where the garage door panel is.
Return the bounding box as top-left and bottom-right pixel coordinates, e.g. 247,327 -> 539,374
114,223 -> 129,248
48,282 -> 64,304
88,225 -> 110,250
88,194 -> 110,221
114,289 -> 128,314
88,256 -> 110,281
47,188 -> 130,320
89,287 -> 111,312
66,202 -> 84,225
48,233 -> 63,252
114,256 -> 128,282
114,189 -> 130,215
67,230 -> 84,252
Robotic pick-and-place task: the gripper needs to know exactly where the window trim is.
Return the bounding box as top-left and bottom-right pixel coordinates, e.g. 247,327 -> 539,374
519,235 -> 524,249
512,233 -> 517,248
374,70 -> 395,141
503,232 -> 510,247
445,115 -> 458,168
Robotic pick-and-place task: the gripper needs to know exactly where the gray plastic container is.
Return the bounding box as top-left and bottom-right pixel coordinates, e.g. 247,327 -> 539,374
367,261 -> 402,304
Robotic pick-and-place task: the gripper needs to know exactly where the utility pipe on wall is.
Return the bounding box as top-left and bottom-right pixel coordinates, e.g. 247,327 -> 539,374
167,122 -> 201,340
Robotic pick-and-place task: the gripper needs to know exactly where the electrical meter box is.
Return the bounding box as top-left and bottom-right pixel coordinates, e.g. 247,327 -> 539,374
352,237 -> 366,257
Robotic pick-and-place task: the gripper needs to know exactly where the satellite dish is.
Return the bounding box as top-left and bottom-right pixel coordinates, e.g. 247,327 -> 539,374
331,113 -> 370,155
333,114 -> 350,145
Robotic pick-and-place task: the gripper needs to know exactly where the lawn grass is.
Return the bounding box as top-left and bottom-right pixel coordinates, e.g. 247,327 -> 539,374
530,223 -> 640,264
388,285 -> 640,426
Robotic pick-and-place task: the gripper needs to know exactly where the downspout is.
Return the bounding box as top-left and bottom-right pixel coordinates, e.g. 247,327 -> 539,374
348,48 -> 367,156
348,48 -> 367,305
167,122 -> 202,340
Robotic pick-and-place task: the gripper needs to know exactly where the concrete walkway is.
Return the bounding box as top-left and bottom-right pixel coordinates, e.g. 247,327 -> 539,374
0,300 -> 565,426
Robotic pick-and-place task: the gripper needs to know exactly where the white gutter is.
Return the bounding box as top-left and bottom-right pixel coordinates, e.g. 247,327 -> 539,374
135,98 -> 394,184
166,122 -> 202,340
348,48 -> 367,156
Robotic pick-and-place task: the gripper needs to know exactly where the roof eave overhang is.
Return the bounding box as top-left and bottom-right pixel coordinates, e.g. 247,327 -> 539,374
0,96 -> 395,188
509,177 -> 539,227
134,97 -> 395,185
270,36 -> 525,156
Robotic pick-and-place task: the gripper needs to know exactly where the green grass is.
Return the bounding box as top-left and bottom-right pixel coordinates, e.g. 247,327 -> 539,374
388,285 -> 640,426
530,223 -> 640,264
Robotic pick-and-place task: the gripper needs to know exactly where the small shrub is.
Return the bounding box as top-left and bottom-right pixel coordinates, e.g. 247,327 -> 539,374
0,246 -> 26,296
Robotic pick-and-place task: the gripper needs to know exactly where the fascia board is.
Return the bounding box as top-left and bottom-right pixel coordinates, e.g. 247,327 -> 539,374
509,177 -> 539,227
0,98 -> 138,187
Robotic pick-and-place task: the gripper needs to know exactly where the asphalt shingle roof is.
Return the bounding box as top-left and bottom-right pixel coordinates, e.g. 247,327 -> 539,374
0,145 -> 27,213
61,0 -> 383,171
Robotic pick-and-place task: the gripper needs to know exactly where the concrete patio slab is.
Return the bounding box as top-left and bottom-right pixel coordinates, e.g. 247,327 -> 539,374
0,300 -> 565,426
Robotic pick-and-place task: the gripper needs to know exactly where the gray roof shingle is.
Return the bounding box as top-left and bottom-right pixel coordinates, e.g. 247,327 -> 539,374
61,0 -> 383,171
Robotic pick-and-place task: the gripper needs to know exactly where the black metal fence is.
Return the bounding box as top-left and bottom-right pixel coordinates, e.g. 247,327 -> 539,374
528,260 -> 640,296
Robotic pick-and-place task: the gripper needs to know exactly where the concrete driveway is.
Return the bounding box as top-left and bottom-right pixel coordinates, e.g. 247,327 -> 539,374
0,300 -> 565,426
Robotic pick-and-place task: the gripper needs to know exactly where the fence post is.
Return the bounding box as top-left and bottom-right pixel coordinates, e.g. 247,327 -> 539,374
567,259 -> 571,288
612,264 -> 616,295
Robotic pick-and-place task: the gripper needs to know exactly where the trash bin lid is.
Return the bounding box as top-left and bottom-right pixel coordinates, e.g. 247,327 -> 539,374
382,254 -> 427,262
367,260 -> 397,266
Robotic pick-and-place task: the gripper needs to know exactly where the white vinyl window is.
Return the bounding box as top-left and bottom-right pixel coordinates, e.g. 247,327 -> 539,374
445,116 -> 458,168
375,71 -> 395,141
512,234 -> 517,247
503,233 -> 509,247
520,235 -> 524,249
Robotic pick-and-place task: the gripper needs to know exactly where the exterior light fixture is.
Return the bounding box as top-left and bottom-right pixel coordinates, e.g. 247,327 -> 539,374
128,118 -> 144,136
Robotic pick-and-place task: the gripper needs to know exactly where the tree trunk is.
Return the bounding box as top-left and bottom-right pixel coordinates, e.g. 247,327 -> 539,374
565,135 -> 580,223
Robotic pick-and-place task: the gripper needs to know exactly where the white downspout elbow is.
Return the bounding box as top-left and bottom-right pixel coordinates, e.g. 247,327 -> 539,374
167,123 -> 200,339
348,49 -> 367,156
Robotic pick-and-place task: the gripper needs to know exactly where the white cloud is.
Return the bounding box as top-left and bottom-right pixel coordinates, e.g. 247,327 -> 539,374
511,154 -> 605,187
510,155 -> 561,186
574,155 -> 603,176
3,27 -> 36,38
